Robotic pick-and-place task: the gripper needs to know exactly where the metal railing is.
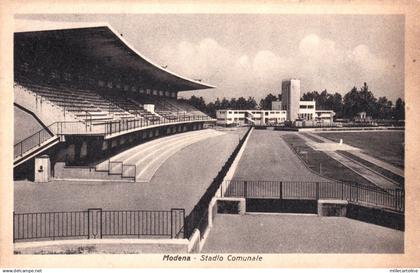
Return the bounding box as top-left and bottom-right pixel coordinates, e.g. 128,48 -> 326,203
108,160 -> 136,182
13,121 -> 92,160
13,208 -> 185,242
221,180 -> 404,212
105,115 -> 213,135
14,123 -> 56,159
14,115 -> 213,159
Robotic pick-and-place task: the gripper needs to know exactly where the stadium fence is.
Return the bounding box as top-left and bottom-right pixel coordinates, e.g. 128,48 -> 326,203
13,208 -> 185,242
221,180 -> 404,212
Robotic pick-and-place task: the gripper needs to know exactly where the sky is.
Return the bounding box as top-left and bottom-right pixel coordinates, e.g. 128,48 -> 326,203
16,14 -> 405,103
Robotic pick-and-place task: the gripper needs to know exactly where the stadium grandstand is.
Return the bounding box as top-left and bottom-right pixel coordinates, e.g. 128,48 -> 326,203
13,23 -> 215,181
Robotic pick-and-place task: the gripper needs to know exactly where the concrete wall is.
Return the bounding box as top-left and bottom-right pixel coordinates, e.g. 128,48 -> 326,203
14,105 -> 45,143
14,84 -> 79,126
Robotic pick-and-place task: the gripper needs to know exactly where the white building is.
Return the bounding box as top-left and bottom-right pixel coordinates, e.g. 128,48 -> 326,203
216,79 -> 335,126
216,109 -> 287,126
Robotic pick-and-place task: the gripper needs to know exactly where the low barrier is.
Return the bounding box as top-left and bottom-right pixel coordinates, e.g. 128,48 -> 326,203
221,180 -> 404,213
184,126 -> 253,239
108,161 -> 136,182
13,208 -> 185,242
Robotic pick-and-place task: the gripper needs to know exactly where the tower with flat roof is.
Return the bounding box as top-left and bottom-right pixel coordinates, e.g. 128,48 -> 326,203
281,79 -> 301,121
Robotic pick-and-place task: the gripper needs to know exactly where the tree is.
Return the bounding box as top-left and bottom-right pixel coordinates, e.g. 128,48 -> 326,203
206,102 -> 216,118
259,93 -> 278,110
342,83 -> 378,119
246,96 -> 258,109
394,98 -> 405,120
236,97 -> 248,109
302,91 -> 319,102
220,97 -> 230,109
187,95 -> 207,112
229,98 -> 237,109
328,93 -> 343,118
376,96 -> 393,119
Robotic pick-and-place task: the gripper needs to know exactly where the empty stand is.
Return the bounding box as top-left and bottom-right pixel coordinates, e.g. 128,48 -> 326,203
17,82 -> 208,126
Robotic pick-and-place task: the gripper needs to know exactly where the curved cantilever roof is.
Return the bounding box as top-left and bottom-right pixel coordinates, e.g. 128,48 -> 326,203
14,21 -> 215,92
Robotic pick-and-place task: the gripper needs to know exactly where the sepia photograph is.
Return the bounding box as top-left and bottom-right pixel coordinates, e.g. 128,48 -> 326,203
11,13 -> 405,254
1,1 -> 420,269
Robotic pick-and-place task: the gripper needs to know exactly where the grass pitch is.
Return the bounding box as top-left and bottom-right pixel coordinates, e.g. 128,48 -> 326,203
318,131 -> 404,168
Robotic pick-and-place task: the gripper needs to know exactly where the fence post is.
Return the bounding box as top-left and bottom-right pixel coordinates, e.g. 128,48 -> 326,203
316,182 -> 319,200
88,208 -> 102,239
12,212 -> 15,243
170,209 -> 173,239
394,189 -> 399,210
244,181 -> 248,198
341,182 -> 344,200
171,208 -> 185,239
279,181 -> 283,200
356,183 -> 359,202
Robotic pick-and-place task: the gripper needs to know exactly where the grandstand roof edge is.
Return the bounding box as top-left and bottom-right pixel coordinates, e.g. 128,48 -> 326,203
106,24 -> 216,91
15,20 -> 216,91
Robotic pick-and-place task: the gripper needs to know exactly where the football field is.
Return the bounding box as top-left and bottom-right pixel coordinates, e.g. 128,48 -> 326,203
318,131 -> 404,168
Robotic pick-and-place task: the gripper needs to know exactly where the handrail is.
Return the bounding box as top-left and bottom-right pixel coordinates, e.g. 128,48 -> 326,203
14,122 -> 60,159
14,113 -> 214,159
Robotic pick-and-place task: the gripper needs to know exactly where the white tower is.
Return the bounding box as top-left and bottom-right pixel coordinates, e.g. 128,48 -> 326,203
281,79 -> 301,121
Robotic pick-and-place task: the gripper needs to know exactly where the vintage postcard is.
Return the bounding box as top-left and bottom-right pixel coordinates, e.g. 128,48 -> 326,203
0,0 -> 419,269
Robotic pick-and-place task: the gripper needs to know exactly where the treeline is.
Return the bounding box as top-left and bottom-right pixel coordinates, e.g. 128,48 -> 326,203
181,82 -> 405,120
302,83 -> 405,120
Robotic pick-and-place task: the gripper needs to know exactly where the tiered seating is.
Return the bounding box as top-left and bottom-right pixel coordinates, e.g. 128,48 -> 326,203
164,99 -> 208,118
19,83 -> 134,125
131,96 -> 208,120
155,110 -> 178,120
123,97 -> 160,122
100,92 -> 146,120
68,88 -> 134,122
19,81 -> 209,127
